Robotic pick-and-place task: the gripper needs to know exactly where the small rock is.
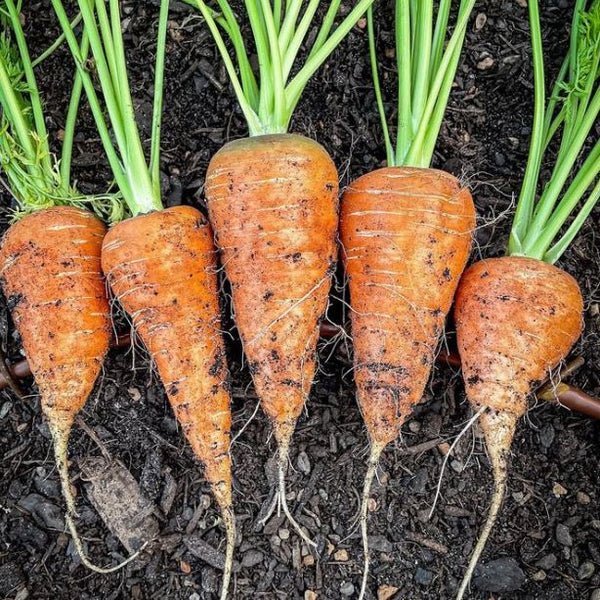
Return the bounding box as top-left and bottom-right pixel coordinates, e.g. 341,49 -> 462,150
188,594 -> 200,600
437,442 -> 450,456
297,451 -> 311,475
303,555 -> 315,567
494,152 -> 506,167
532,570 -> 546,581
475,12 -> 487,30
552,482 -> 568,497
279,528 -> 290,540
241,549 -> 264,568
415,568 -> 434,586
577,491 -> 591,504
450,459 -> 464,473
305,592 -> 317,600
378,585 -> 400,600
334,549 -> 349,561
357,17 -> 366,29
369,535 -> 393,553
539,423 -> 555,448
556,524 -> 573,546
200,568 -> 219,594
340,581 -> 355,596
408,420 -> 421,433
477,56 -> 495,70
472,557 -> 525,592
128,387 -> 142,402
579,561 -> 595,580
536,554 -> 557,570
590,590 -> 600,600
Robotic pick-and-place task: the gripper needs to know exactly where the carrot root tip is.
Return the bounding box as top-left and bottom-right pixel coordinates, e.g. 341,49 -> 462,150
358,443 -> 385,600
277,451 -> 317,549
219,504 -> 236,600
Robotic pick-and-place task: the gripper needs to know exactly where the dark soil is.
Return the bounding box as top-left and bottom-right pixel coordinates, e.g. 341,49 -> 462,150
1,1 -> 600,599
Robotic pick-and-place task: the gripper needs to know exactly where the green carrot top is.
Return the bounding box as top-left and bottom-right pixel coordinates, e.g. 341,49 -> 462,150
368,0 -> 476,168
51,0 -> 170,220
509,0 -> 600,263
0,0 -> 121,220
188,0 -> 377,136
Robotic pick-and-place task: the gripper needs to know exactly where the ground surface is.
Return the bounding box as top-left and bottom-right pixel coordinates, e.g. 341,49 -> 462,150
1,1 -> 600,599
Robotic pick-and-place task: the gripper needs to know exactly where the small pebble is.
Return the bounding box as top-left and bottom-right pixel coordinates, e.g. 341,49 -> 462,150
553,483 -> 568,497
577,491 -> 591,504
305,592 -> 317,600
477,56 -> 495,70
414,568 -> 434,586
475,12 -> 487,30
340,581 -> 355,596
241,549 -> 264,568
536,554 -> 557,570
590,590 -> 600,600
303,555 -> 315,567
472,557 -> 525,592
556,524 -> 573,546
532,570 -> 546,581
279,528 -> 290,540
579,561 -> 595,580
333,549 -> 349,562
378,585 -> 400,600
297,451 -> 311,475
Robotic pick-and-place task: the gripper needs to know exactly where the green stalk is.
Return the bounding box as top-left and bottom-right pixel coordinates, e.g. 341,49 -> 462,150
60,30 -> 90,191
367,6 -> 393,166
395,0 -> 412,163
508,0 -> 546,255
410,0 -> 432,137
150,0 -> 170,197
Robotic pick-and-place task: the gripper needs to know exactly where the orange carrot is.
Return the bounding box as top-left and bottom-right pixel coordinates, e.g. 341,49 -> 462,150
52,3 -> 236,595
0,206 -> 135,572
205,134 -> 338,545
102,206 -> 235,589
340,167 -> 474,596
453,257 -> 583,598
449,2 -> 599,596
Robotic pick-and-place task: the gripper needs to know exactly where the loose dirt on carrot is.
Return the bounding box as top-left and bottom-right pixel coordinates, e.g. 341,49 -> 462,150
0,1 -> 598,599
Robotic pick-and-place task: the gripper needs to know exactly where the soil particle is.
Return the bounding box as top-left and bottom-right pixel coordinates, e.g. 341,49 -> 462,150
472,557 -> 526,593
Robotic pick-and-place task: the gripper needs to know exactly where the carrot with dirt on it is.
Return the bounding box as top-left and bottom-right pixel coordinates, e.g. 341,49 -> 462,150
51,1 -> 235,596
0,0 -> 137,573
449,1 -> 599,597
338,1 -> 477,597
185,0 -> 375,547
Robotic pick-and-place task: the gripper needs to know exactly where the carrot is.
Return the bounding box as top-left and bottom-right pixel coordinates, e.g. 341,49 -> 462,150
451,2 -> 600,597
52,2 -> 235,595
189,0 -> 375,545
101,205 -> 234,573
0,3 -> 137,572
339,2 -> 476,596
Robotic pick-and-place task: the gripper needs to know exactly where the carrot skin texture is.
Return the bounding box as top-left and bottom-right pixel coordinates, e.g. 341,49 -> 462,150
205,133 -> 338,452
0,206 -> 111,432
102,206 -> 232,509
455,256 -> 584,418
340,167 -> 475,447
453,256 -> 583,599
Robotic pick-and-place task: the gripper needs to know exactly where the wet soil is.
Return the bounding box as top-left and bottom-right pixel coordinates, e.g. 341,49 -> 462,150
1,1 -> 599,599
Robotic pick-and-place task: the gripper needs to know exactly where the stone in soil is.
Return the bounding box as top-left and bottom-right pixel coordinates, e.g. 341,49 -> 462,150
472,557 -> 526,592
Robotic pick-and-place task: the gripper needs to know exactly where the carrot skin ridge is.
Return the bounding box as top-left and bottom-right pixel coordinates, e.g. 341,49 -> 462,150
102,205 -> 235,597
453,256 -> 583,597
205,133 -> 338,544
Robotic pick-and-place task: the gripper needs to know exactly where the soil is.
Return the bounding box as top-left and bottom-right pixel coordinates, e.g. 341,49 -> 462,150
1,1 -> 600,599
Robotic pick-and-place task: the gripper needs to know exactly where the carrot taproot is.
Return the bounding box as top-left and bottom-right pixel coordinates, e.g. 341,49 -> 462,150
339,1 -> 477,595
340,167 -> 474,597
102,206 -> 235,583
450,1 -> 599,597
453,257 -> 583,598
189,0 -> 377,544
205,134 -> 337,544
51,2 -> 236,595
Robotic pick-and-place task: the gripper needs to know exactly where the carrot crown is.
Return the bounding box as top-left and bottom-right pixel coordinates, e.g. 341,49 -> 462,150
509,0 -> 600,263
0,0 -> 121,220
368,0 -> 476,168
51,0 -> 170,219
187,0 -> 375,136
